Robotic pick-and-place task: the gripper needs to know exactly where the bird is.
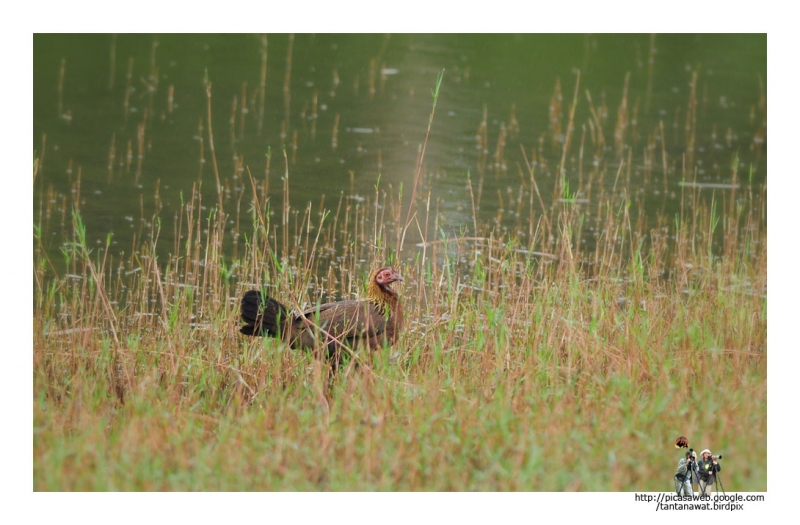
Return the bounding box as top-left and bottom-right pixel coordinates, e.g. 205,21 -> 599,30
675,436 -> 690,449
239,267 -> 404,359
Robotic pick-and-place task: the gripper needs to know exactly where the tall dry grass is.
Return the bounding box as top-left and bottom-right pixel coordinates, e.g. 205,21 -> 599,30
33,153 -> 766,490
33,61 -> 766,490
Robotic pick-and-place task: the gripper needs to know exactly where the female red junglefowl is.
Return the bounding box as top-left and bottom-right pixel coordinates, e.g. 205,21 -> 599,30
240,267 -> 403,357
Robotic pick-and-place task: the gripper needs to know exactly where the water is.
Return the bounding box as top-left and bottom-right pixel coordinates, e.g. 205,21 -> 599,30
33,34 -> 766,262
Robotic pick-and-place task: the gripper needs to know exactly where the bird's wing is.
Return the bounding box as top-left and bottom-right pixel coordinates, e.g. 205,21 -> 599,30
298,300 -> 381,341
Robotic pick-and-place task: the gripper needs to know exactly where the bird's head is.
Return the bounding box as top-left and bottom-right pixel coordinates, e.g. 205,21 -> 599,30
368,266 -> 403,305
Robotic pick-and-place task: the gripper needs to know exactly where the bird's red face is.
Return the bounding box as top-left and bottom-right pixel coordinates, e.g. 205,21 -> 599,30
375,267 -> 403,287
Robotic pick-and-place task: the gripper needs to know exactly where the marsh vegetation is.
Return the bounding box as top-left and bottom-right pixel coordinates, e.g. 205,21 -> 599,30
33,34 -> 766,491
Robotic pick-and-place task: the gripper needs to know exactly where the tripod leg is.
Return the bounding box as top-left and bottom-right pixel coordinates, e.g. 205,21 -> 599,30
705,479 -> 714,494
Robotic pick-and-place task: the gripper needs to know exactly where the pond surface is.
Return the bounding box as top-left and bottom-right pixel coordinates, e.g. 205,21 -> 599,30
33,34 -> 766,263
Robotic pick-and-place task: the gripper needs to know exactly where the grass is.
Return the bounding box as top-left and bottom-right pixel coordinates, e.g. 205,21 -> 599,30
32,179 -> 766,490
33,63 -> 766,491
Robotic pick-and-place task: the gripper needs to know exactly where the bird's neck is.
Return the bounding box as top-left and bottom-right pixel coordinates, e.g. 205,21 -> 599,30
367,282 -> 398,312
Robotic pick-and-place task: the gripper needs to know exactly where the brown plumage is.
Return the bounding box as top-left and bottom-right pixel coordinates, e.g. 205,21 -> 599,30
240,267 -> 403,358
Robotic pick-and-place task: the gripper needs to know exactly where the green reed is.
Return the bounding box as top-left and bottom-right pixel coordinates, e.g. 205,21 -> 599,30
33,67 -> 766,490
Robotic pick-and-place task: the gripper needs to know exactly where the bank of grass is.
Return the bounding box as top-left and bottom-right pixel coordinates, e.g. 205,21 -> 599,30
33,153 -> 766,490
34,61 -> 766,490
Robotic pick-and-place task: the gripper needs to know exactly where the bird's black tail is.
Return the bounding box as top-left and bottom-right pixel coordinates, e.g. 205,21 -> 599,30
240,290 -> 290,337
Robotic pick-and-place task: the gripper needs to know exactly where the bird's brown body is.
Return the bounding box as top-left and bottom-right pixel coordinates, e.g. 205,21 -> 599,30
240,267 -> 403,357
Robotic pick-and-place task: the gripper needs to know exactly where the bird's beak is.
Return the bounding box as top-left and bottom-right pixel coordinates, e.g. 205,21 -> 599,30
394,272 -> 404,282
